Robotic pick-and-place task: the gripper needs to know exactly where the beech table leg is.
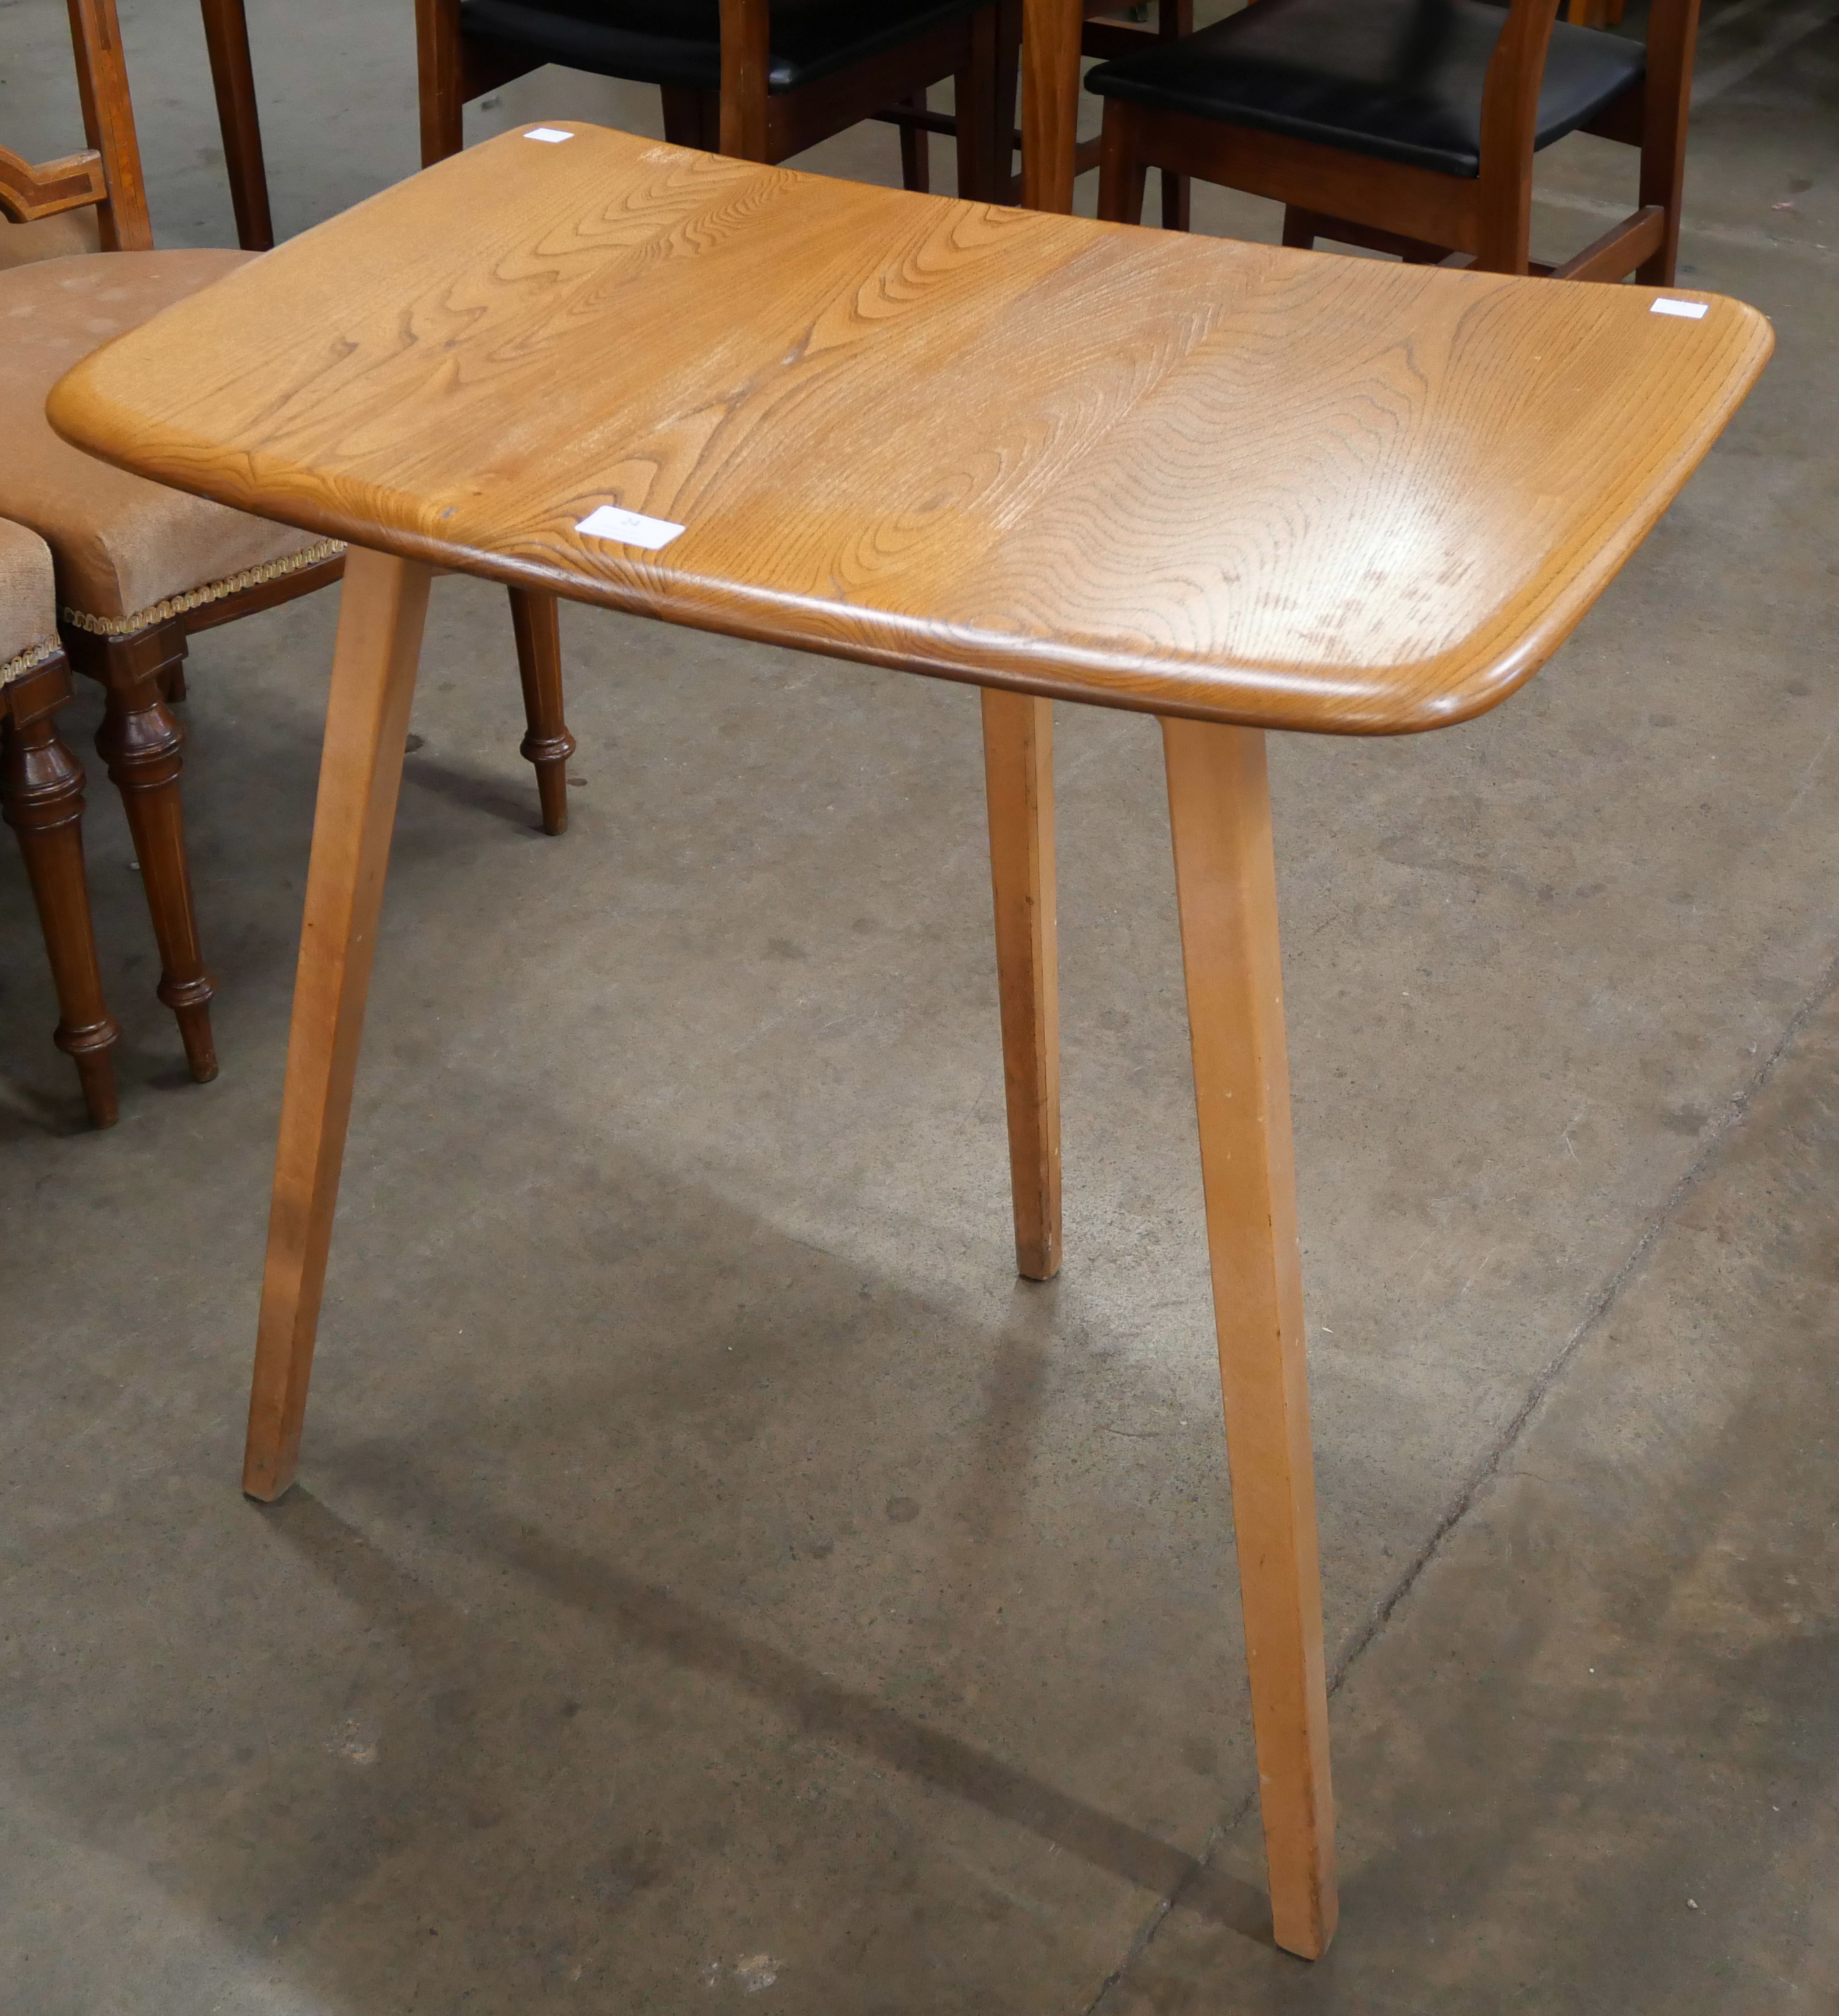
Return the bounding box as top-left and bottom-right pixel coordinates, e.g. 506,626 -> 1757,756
980,688 -> 1060,1281
242,549 -> 432,1502
1161,715 -> 1337,1961
508,587 -> 575,836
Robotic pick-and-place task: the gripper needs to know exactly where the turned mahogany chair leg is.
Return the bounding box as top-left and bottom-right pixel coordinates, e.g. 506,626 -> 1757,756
981,688 -> 1060,1281
507,588 -> 575,835
198,0 -> 275,251
82,622 -> 219,1082
2,662 -> 121,1126
243,549 -> 432,1502
1161,716 -> 1337,1962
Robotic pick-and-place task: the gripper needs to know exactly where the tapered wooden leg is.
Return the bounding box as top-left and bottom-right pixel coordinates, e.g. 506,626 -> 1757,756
2,662 -> 121,1127
508,588 -> 575,835
242,549 -> 432,1503
88,623 -> 218,1082
981,688 -> 1060,1281
199,0 -> 275,250
1161,716 -> 1337,1962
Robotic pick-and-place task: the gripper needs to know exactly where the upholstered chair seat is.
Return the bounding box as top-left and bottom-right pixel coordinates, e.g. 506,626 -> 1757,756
1,252 -> 340,637
0,517 -> 61,686
459,0 -> 989,93
0,208 -> 101,273
1085,0 -> 1646,178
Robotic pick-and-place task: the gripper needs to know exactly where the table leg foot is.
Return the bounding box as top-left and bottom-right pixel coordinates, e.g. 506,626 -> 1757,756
981,688 -> 1061,1281
1162,715 -> 1337,1961
242,549 -> 432,1502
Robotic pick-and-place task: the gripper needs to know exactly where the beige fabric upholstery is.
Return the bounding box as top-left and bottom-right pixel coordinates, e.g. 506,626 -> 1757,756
0,516 -> 61,688
0,208 -> 101,272
1,251 -> 334,628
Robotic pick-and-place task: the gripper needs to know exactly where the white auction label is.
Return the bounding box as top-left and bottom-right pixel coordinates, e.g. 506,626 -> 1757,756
575,504 -> 686,550
1650,298 -> 1709,320
525,127 -> 574,143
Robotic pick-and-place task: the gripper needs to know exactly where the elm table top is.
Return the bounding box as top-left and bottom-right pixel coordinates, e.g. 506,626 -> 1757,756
47,122 -> 1770,734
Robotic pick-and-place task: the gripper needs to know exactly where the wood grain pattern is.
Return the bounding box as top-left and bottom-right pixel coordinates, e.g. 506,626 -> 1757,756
1163,714 -> 1334,1960
48,123 -> 1769,735
242,549 -> 431,1503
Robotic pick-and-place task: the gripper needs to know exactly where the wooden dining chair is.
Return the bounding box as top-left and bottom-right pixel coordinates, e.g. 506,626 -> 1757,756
415,0 -> 1006,189
1,517 -> 120,1127
0,0 -> 575,1088
1090,0 -> 1697,283
413,0 -> 1014,863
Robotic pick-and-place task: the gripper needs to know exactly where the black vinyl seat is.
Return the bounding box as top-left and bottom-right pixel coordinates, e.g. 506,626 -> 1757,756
460,0 -> 990,95
1085,0 -> 1646,178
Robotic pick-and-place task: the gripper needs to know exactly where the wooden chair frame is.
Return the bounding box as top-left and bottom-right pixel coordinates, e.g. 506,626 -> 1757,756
1,0 -> 575,1087
1096,0 -> 1699,282
415,0 -> 1005,191
1,0 -> 152,254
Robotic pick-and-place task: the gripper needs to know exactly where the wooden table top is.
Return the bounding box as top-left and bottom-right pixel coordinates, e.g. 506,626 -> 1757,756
48,124 -> 1769,733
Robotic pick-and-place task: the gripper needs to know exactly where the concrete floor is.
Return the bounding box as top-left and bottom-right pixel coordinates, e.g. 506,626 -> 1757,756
1,0 -> 1836,2009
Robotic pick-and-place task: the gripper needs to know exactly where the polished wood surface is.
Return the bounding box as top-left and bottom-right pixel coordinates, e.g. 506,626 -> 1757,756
242,548 -> 431,1503
50,125 -> 1769,736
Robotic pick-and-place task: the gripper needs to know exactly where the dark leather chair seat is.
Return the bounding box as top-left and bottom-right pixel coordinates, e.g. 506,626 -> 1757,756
1085,0 -> 1646,178
460,0 -> 988,95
